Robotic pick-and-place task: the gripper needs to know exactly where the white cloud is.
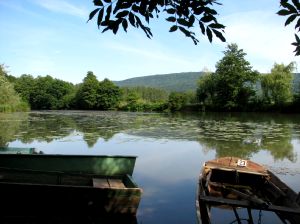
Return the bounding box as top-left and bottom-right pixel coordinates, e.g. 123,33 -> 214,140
106,41 -> 194,67
222,10 -> 297,72
31,0 -> 88,18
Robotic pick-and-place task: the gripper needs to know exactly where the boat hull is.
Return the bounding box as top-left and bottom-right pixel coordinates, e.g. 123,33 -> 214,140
0,151 -> 142,217
0,167 -> 142,216
0,154 -> 137,176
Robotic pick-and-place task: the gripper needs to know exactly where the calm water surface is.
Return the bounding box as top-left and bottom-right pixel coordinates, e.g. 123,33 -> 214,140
1,111 -> 300,224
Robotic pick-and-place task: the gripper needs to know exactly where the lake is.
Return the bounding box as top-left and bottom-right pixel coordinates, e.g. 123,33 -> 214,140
1,111 -> 300,223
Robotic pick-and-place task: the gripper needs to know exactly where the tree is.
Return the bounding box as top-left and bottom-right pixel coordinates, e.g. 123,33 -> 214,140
97,78 -> 121,109
197,44 -> 259,111
261,62 -> 295,106
88,0 -> 225,45
20,75 -> 75,110
14,74 -> 35,103
0,65 -> 29,112
76,71 -> 99,109
121,86 -> 168,103
167,92 -> 188,111
197,71 -> 216,106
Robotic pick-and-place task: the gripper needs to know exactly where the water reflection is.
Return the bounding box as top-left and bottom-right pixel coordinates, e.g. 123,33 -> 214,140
1,111 -> 300,223
1,111 -> 300,162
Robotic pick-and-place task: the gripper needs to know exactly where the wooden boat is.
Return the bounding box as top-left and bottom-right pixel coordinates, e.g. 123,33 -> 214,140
0,149 -> 142,217
196,157 -> 300,224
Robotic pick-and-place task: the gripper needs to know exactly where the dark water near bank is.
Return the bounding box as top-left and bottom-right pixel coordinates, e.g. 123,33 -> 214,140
1,111 -> 300,223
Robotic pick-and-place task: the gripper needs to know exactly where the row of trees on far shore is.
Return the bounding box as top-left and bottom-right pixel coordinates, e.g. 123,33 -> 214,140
197,44 -> 299,112
1,65 -> 189,112
1,43 -> 300,113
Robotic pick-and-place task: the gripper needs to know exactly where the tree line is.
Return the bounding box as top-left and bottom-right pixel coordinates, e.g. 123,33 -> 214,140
0,66 -> 189,112
1,43 -> 300,113
197,43 -> 300,112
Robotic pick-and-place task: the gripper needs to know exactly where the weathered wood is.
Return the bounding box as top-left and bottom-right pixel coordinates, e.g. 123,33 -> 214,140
227,188 -> 266,205
197,157 -> 300,224
108,179 -> 125,188
204,157 -> 269,176
93,178 -> 109,188
199,195 -> 300,214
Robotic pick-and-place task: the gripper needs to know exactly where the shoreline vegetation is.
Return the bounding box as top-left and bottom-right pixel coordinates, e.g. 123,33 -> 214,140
1,44 -> 300,113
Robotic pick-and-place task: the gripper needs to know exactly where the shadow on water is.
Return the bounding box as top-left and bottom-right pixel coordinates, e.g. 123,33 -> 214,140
0,215 -> 137,224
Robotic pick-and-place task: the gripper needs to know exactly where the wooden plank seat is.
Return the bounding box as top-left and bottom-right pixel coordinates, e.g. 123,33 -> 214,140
93,178 -> 126,189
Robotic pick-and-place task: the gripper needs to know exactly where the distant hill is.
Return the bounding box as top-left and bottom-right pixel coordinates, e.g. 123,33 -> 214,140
114,72 -> 300,93
293,73 -> 300,93
114,72 -> 203,92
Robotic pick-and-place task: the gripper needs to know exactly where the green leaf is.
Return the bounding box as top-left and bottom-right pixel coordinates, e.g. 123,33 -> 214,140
295,18 -> 300,30
292,0 -> 300,9
169,25 -> 178,32
207,8 -> 218,15
113,19 -> 122,34
113,1 -> 121,14
282,2 -> 298,13
135,15 -> 142,28
209,23 -> 225,29
285,14 -> 297,26
105,5 -> 112,21
188,15 -> 195,27
132,4 -> 139,13
87,8 -> 100,22
97,8 -> 104,28
119,2 -> 132,9
93,0 -> 103,7
201,15 -> 214,23
166,16 -> 176,22
179,26 -> 191,37
199,21 -> 205,35
193,7 -> 205,15
102,26 -> 110,33
206,27 -> 213,42
277,9 -> 293,16
166,8 -> 176,14
116,10 -> 129,18
177,18 -> 189,26
122,19 -> 128,32
212,29 -> 226,42
145,11 -> 150,23
129,12 -> 136,27
295,33 -> 300,42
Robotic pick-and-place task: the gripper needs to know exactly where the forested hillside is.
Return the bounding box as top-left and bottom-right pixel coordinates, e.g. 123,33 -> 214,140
114,72 -> 203,92
115,72 -> 300,93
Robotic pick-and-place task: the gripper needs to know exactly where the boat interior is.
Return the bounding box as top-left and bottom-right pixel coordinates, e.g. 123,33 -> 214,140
0,166 -> 138,189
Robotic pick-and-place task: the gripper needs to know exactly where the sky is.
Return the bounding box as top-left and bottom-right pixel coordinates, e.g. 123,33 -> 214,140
0,0 -> 298,84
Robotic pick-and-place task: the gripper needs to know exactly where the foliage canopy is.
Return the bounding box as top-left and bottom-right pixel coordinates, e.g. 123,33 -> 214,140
197,44 -> 259,111
88,0 -> 225,44
0,65 -> 29,112
88,0 -> 300,56
261,62 -> 295,106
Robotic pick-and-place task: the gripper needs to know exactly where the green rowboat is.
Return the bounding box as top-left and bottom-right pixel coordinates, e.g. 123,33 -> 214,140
0,147 -> 142,217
